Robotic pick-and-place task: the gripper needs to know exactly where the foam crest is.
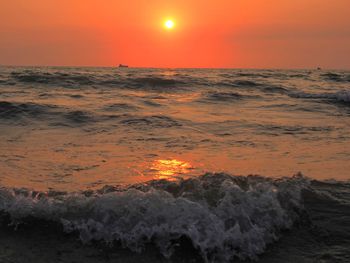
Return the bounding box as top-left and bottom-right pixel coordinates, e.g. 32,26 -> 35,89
0,174 -> 309,262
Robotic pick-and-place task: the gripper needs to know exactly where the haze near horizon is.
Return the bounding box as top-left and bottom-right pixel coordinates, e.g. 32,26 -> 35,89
1,0 -> 350,69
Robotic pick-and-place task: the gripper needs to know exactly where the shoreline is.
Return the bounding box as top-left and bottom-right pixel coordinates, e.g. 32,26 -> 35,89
0,180 -> 349,263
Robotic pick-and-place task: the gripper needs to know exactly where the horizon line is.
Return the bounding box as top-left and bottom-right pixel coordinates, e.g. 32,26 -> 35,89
0,64 -> 349,71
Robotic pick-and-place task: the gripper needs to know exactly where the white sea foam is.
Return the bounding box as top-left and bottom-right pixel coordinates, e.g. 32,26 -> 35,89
0,174 -> 309,262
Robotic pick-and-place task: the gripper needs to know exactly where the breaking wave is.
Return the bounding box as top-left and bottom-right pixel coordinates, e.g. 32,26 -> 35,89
0,173 -> 309,262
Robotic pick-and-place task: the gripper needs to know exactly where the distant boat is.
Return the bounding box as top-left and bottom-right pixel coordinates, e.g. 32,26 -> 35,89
317,67 -> 322,70
118,64 -> 129,68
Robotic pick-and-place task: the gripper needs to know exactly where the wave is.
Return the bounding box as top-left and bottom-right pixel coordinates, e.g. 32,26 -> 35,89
63,110 -> 95,124
0,101 -> 57,120
0,100 -> 105,127
9,70 -> 186,90
321,72 -> 350,82
4,69 -> 338,99
11,70 -> 95,86
0,173 -> 310,262
231,80 -> 261,87
254,123 -> 335,136
128,76 -> 184,88
259,85 -> 288,94
335,91 -> 350,103
69,94 -> 84,99
0,174 -> 349,262
199,91 -> 263,104
202,91 -> 244,102
223,73 -> 270,78
212,79 -> 288,95
102,103 -> 140,112
120,115 -> 181,129
0,101 -> 95,125
3,69 -> 294,94
0,100 -> 182,130
289,90 -> 350,104
212,80 -> 261,88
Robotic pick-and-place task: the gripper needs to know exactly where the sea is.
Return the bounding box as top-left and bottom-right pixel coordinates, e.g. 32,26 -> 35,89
0,66 -> 349,262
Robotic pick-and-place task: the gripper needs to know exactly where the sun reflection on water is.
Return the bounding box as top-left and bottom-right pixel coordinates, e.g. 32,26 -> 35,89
151,159 -> 193,180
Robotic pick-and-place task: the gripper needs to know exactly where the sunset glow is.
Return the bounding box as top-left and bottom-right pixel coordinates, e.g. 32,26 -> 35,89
0,1 -> 350,68
164,19 -> 175,30
1,1 -> 350,261
151,159 -> 192,180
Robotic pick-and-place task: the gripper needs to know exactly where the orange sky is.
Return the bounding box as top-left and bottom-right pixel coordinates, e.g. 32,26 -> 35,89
1,0 -> 350,68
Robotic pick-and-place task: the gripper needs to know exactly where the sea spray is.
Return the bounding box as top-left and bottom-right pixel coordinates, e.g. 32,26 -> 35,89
0,173 -> 309,262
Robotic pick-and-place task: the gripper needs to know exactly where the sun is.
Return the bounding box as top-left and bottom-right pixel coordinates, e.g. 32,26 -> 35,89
164,20 -> 175,30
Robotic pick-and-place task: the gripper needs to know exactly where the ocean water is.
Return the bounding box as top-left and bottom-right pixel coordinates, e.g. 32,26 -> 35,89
0,67 -> 349,262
